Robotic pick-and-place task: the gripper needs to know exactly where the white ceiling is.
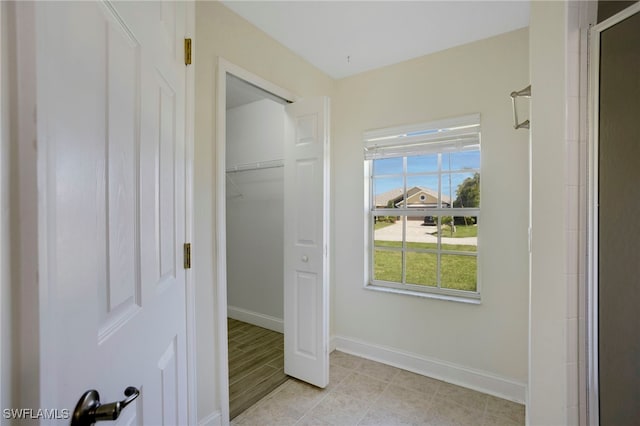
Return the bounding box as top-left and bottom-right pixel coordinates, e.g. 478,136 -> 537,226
222,1 -> 530,79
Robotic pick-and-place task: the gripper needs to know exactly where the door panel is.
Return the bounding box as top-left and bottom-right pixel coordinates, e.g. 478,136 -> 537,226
99,6 -> 142,341
284,97 -> 330,388
295,271 -> 319,357
37,2 -> 188,422
295,159 -> 320,247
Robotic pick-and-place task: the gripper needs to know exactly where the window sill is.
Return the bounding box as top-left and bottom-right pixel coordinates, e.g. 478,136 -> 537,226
364,282 -> 482,305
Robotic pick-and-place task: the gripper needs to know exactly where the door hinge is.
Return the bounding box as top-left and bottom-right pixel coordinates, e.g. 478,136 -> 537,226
184,38 -> 192,66
183,243 -> 191,269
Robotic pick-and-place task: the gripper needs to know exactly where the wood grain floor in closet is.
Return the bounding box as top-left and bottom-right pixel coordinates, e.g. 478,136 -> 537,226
228,318 -> 288,419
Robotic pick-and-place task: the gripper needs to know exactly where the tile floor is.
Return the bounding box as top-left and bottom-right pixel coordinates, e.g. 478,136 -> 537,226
232,351 -> 525,426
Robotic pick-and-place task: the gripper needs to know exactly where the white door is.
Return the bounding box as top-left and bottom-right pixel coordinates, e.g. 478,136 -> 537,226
36,2 -> 190,424
283,97 -> 330,388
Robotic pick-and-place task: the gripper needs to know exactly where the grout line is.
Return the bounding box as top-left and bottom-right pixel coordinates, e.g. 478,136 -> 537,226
356,376 -> 394,426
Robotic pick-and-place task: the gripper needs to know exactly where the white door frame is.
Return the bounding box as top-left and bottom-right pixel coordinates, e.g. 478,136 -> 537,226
183,3 -> 197,424
214,57 -> 297,425
586,3 -> 640,425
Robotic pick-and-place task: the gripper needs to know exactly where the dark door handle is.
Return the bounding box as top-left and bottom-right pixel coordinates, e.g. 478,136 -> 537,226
71,387 -> 140,426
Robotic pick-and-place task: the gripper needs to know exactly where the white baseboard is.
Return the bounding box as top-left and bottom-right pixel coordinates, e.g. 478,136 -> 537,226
198,410 -> 221,426
331,335 -> 526,404
227,305 -> 283,333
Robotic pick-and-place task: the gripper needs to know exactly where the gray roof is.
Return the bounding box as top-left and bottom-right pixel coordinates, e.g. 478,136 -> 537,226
375,186 -> 451,207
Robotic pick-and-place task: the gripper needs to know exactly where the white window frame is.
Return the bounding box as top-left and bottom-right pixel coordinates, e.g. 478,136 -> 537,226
364,114 -> 481,303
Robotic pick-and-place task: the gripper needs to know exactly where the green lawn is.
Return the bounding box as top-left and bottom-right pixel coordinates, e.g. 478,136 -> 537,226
374,221 -> 396,230
373,240 -> 477,292
435,224 -> 478,238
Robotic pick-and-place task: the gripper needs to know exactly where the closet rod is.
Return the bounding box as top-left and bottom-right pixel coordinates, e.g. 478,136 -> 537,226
225,159 -> 284,174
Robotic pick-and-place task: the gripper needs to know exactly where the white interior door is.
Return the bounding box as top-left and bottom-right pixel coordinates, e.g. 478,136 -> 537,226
37,2 -> 189,424
283,97 -> 330,388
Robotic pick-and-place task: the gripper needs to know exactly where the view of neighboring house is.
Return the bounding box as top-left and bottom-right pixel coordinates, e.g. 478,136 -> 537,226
375,186 -> 450,223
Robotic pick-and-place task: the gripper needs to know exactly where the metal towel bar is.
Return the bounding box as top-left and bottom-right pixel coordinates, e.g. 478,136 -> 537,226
510,85 -> 531,130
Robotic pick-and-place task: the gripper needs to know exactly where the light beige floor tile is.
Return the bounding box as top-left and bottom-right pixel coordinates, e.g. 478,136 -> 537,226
357,405 -> 421,426
266,379 -> 327,414
330,351 -> 365,370
234,400 -> 301,426
327,364 -> 352,391
334,372 -> 389,401
428,396 -> 486,426
391,369 -> 442,395
235,350 -> 525,426
376,384 -> 433,421
435,382 -> 488,412
482,413 -> 523,426
485,396 -> 525,424
307,392 -> 371,425
357,358 -> 402,382
295,414 -> 334,426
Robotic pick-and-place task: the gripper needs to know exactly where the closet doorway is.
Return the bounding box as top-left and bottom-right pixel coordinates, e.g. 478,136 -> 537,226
215,60 -> 331,422
225,73 -> 289,418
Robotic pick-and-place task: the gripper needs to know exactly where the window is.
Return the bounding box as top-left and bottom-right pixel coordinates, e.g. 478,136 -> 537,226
365,114 -> 481,300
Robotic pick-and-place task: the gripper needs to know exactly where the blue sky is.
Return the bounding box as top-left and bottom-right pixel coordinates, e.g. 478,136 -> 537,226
373,150 -> 480,198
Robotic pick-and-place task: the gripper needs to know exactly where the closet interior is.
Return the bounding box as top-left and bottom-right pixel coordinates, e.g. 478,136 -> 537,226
225,74 -> 289,419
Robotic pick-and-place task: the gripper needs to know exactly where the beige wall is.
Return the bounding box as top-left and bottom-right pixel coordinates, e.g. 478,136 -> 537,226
195,2 -> 536,419
332,28 -> 530,389
194,2 -> 334,421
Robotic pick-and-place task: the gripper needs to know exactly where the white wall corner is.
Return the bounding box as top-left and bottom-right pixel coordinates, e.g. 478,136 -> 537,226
199,410 -> 222,426
333,335 -> 527,404
227,305 -> 284,333
329,335 -> 337,352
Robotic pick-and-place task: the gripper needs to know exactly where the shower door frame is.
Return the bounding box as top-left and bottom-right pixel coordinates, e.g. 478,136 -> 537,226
586,3 -> 640,425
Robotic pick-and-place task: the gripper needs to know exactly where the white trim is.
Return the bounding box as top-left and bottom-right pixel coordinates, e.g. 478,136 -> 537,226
215,57 -> 297,426
227,306 -> 284,333
586,4 -> 640,425
215,57 -> 230,426
183,2 -> 197,425
364,282 -> 481,304
218,58 -> 298,104
332,335 -> 527,404
198,410 -> 222,426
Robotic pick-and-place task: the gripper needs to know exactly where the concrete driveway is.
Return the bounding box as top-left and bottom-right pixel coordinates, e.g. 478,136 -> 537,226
374,220 -> 477,246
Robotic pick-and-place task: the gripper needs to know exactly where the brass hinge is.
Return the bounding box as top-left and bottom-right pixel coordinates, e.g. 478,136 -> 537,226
184,38 -> 192,66
183,243 -> 191,269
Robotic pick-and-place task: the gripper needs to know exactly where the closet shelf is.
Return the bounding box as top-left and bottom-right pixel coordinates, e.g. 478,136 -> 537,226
226,159 -> 284,174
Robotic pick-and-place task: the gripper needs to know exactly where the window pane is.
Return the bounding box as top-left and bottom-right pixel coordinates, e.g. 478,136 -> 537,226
441,254 -> 477,292
405,217 -> 437,248
442,149 -> 480,172
373,177 -> 403,208
373,249 -> 402,283
374,215 -> 402,248
407,154 -> 438,174
373,157 -> 403,176
405,175 -> 439,209
442,172 -> 479,208
406,252 -> 437,287
440,216 -> 478,253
